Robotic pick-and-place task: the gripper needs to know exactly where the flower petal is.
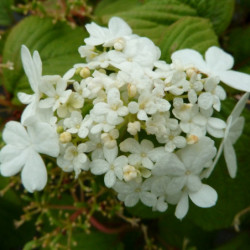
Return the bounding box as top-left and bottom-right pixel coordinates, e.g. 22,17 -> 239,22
104,170 -> 116,187
21,150 -> 47,192
175,193 -> 189,219
220,70 -> 250,92
2,121 -> 29,146
189,184 -> 218,208
224,140 -> 237,178
205,46 -> 234,72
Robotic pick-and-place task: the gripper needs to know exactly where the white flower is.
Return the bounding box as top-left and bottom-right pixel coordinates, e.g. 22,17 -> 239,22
204,92 -> 249,178
64,111 -> 92,138
84,17 -> 132,47
108,37 -> 160,71
120,138 -> 164,170
90,146 -> 127,188
92,87 -> 128,125
57,143 -> 89,178
0,121 -> 59,192
39,76 -> 72,111
113,180 -> 157,207
152,137 -> 217,219
171,46 -> 250,92
18,45 -> 42,125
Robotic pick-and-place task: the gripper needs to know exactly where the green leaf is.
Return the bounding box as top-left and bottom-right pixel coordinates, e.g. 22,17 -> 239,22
182,0 -> 235,34
158,207 -> 215,249
94,0 -> 143,17
2,16 -> 86,97
95,0 -> 218,57
0,0 -> 14,26
187,98 -> 250,231
158,17 -> 218,62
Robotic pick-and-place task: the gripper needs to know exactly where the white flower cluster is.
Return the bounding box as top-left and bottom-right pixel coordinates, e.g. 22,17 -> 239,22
1,17 -> 250,219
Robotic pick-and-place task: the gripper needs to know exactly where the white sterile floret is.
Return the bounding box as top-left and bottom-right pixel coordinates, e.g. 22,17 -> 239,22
57,143 -> 89,178
39,76 -> 72,111
171,46 -> 250,92
18,45 -> 43,125
84,17 -> 132,47
152,137 -> 217,219
108,37 -> 161,72
113,180 -> 157,207
204,92 -> 249,179
0,121 -> 59,192
90,146 -> 127,188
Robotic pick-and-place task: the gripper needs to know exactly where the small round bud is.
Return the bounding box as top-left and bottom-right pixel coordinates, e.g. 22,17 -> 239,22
127,83 -> 137,97
127,121 -> 141,135
59,131 -> 72,143
114,38 -> 126,51
80,67 -> 90,78
57,126 -> 64,133
123,165 -> 137,181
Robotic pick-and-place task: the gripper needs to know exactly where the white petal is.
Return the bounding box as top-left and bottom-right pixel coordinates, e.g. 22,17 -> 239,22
90,159 -> 109,174
166,176 -> 186,195
2,121 -> 29,145
224,140 -> 237,178
198,92 -> 213,110
124,193 -> 139,207
140,191 -> 157,207
229,117 -> 244,144
21,150 -> 47,192
171,49 -> 206,72
175,193 -> 189,219
220,70 -> 250,92
230,92 -> 249,120
104,170 -> 116,187
21,45 -> 41,93
120,138 -> 140,153
18,92 -> 34,104
103,146 -> 118,163
205,46 -> 234,72
28,122 -> 59,157
0,146 -> 28,176
109,17 -> 132,37
189,184 -> 218,208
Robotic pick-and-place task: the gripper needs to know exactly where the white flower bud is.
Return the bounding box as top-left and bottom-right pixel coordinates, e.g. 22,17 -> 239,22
59,131 -> 72,143
127,83 -> 137,97
80,67 -> 90,78
127,121 -> 141,135
101,129 -> 119,149
123,165 -> 137,181
114,38 -> 126,51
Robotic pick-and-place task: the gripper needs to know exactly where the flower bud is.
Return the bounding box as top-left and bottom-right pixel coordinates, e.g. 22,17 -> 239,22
59,131 -> 72,143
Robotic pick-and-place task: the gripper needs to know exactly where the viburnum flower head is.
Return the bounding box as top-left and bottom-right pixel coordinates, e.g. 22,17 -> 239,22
0,16 -> 249,221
